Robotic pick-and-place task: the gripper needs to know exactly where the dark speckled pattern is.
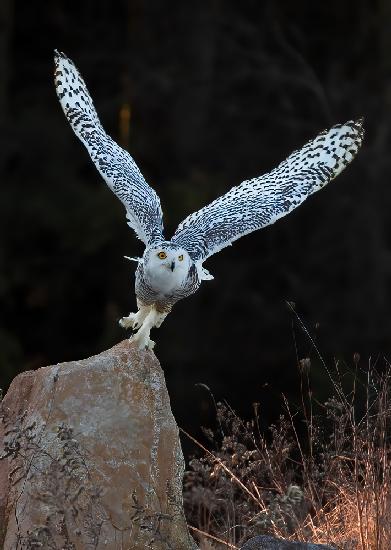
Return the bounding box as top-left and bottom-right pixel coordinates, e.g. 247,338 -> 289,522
54,50 -> 164,247
54,51 -> 363,315
172,119 -> 364,261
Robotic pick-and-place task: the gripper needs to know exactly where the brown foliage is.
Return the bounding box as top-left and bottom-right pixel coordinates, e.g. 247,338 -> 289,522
183,361 -> 391,549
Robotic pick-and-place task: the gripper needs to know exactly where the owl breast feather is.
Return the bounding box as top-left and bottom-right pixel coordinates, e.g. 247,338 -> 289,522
135,263 -> 200,311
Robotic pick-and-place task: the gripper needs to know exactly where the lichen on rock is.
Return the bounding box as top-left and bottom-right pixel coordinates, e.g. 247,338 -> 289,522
0,339 -> 198,549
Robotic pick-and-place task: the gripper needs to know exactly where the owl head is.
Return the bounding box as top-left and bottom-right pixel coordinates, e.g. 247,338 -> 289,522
143,242 -> 192,277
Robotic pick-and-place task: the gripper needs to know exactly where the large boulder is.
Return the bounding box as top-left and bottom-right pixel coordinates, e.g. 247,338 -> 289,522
241,535 -> 336,549
0,340 -> 198,549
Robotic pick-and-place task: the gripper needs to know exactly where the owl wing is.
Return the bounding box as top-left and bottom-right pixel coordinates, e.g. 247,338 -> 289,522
172,119 -> 364,263
54,51 -> 164,246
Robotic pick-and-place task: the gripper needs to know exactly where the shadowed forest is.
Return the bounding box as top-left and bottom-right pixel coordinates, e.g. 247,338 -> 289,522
1,1 -> 391,442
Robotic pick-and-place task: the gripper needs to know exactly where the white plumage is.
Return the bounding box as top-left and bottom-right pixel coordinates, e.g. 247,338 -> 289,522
54,51 -> 364,349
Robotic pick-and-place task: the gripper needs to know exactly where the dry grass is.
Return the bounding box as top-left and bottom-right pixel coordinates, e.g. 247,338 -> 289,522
183,356 -> 391,549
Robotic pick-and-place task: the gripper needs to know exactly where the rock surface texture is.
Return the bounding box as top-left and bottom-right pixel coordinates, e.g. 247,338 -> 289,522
241,535 -> 336,550
0,340 -> 198,549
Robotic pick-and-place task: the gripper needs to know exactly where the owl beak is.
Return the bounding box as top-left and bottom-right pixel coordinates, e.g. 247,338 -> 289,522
170,260 -> 175,272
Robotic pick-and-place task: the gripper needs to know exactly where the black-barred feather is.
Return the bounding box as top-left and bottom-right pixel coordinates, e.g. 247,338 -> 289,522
54,51 -> 364,333
54,50 -> 164,247
172,119 -> 364,262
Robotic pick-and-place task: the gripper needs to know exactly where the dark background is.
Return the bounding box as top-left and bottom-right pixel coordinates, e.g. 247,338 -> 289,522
1,1 -> 390,447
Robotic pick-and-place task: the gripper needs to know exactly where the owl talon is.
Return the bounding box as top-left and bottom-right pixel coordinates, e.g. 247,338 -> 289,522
130,332 -> 155,351
146,339 -> 155,350
120,308 -> 150,331
119,315 -> 136,329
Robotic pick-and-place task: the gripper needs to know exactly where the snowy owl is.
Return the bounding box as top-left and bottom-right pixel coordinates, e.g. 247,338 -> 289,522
54,51 -> 364,350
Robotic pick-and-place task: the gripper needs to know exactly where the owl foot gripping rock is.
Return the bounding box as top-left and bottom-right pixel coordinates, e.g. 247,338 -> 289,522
121,304 -> 168,350
120,300 -> 170,349
55,50 -> 364,350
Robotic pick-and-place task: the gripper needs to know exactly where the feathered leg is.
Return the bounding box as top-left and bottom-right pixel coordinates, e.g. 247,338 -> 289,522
119,301 -> 151,330
132,308 -> 168,350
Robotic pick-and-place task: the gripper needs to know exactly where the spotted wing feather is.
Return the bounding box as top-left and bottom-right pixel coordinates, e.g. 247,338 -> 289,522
54,51 -> 164,246
172,119 -> 364,261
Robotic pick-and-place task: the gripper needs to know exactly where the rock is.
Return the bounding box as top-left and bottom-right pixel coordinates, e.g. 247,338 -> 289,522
241,535 -> 336,550
0,339 -> 198,550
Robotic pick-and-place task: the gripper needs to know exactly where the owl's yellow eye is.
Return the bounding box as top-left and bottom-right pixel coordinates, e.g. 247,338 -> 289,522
157,251 -> 167,260
178,254 -> 184,262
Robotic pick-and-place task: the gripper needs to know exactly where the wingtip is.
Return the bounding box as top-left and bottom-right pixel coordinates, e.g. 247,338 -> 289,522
338,117 -> 364,141
353,116 -> 365,140
54,50 -> 69,62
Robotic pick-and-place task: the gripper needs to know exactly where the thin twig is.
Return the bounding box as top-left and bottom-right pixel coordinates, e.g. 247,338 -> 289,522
188,524 -> 239,549
180,427 -> 263,508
